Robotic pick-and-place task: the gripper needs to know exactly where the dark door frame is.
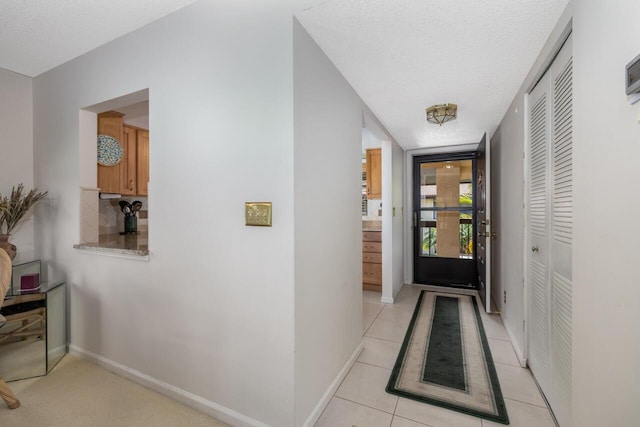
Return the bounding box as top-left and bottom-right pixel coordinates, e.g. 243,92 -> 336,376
412,151 -> 479,289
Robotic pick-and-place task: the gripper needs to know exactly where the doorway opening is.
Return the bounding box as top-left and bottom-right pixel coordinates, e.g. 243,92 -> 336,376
412,151 -> 477,289
77,89 -> 150,254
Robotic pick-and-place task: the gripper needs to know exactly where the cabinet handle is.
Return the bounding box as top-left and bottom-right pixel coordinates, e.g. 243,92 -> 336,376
129,179 -> 134,190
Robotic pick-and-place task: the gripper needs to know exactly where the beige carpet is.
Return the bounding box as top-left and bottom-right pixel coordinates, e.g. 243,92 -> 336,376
0,355 -> 229,427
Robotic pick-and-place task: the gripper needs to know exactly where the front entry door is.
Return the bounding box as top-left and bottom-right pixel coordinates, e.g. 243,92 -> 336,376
476,133 -> 492,312
413,152 -> 477,287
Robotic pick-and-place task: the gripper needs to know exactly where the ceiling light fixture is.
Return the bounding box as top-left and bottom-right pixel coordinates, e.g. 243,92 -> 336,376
426,103 -> 457,126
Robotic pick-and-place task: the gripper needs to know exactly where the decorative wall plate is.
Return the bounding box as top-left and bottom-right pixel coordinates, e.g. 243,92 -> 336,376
97,134 -> 123,166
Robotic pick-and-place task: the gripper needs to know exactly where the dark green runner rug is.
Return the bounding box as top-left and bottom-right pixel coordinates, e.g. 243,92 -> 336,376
386,291 -> 509,424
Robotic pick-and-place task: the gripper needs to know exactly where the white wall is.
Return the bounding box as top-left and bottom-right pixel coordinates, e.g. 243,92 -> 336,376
31,1 -> 319,425
293,20 -> 364,425
490,5 -> 572,362
119,100 -> 149,129
490,94 -> 526,356
0,68 -> 35,263
572,1 -> 640,425
391,140 -> 404,298
380,138 -> 405,302
362,126 -> 381,150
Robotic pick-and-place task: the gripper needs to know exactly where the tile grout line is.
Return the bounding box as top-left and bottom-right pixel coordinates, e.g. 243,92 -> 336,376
492,361 -> 549,408
393,411 -> 437,427
363,335 -> 403,345
356,360 -> 394,371
314,360 -> 369,425
364,333 -> 404,344
391,391 -> 400,415
503,396 -> 552,410
331,395 -> 397,416
363,300 -> 388,335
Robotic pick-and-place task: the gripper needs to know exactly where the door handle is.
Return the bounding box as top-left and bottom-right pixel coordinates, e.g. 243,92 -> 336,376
531,246 -> 539,253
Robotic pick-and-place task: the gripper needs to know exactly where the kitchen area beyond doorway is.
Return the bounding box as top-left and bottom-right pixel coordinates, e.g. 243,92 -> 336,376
74,90 -> 150,258
362,145 -> 382,292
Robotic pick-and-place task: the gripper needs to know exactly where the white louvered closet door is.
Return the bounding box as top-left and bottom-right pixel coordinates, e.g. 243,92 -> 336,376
527,35 -> 572,427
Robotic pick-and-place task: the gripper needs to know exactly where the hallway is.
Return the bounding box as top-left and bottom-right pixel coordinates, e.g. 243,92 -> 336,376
315,286 -> 557,426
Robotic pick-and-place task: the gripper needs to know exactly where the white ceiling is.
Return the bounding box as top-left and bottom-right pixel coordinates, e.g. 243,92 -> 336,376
0,0 -> 568,149
0,0 -> 198,77
296,0 -> 569,149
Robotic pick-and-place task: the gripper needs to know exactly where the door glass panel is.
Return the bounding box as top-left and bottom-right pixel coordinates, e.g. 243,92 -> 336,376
418,160 -> 474,259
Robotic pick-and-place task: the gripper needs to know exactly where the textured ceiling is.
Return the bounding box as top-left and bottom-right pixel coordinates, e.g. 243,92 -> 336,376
0,0 -> 197,77
0,0 -> 568,149
296,0 -> 569,149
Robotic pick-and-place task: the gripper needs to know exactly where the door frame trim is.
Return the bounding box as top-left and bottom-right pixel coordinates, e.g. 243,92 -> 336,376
412,151 -> 478,287
403,143 -> 481,286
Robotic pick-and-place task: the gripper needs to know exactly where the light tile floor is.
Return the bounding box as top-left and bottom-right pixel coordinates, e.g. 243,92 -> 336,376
315,285 -> 557,427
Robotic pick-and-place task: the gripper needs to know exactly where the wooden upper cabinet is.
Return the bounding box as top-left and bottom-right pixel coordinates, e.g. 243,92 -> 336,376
97,112 -> 149,196
136,130 -> 149,196
120,125 -> 137,195
97,111 -> 124,194
366,148 -> 382,199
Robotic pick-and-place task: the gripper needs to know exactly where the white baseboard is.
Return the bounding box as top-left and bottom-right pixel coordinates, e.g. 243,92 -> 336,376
69,345 -> 269,427
380,296 -> 394,304
503,322 -> 527,367
301,340 -> 364,427
48,345 -> 67,360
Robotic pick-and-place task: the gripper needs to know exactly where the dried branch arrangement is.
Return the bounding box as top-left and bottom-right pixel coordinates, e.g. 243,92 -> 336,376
0,184 -> 48,235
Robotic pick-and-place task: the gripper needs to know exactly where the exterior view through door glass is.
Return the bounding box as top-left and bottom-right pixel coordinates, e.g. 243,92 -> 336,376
413,153 -> 477,287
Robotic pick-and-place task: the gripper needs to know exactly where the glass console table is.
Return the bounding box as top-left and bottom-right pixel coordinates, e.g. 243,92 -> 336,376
0,260 -> 66,382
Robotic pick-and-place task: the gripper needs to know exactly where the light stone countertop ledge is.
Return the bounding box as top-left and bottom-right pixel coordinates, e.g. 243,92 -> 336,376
74,233 -> 149,258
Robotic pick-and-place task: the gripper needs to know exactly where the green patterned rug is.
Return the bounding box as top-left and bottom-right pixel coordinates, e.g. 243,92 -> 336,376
386,291 -> 509,424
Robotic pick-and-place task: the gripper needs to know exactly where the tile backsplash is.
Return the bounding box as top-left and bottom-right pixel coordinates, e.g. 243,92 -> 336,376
80,188 -> 99,243
99,197 -> 148,235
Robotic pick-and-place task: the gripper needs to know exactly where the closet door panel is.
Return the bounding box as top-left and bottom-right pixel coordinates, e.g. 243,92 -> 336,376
527,34 -> 573,427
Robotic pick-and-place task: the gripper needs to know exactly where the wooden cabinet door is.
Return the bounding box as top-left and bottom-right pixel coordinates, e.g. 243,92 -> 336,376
366,148 -> 382,199
136,130 -> 149,196
119,125 -> 137,195
97,111 -> 124,193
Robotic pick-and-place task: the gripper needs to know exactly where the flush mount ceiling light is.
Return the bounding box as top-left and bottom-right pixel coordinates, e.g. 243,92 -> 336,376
426,103 -> 457,126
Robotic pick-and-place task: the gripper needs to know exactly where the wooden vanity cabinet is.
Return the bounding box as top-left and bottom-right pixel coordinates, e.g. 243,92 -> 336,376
363,230 -> 382,291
